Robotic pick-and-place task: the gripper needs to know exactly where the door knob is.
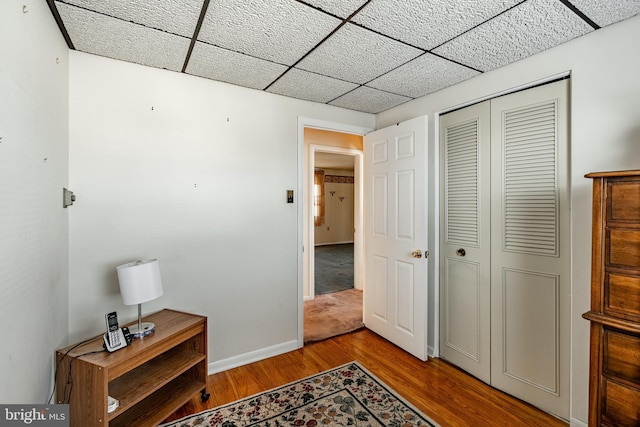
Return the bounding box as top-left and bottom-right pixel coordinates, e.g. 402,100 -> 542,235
456,248 -> 466,257
411,250 -> 422,258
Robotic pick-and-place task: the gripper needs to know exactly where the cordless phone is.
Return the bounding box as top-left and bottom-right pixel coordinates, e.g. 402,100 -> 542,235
103,312 -> 129,352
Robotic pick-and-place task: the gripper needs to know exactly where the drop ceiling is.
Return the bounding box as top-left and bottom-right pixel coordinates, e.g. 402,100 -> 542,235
47,0 -> 639,114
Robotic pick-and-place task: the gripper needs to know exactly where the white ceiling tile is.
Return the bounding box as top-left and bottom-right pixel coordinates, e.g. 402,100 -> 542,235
56,2 -> 190,72
567,0 -> 640,27
303,0 -> 369,18
297,23 -> 423,84
433,0 -> 594,72
368,54 -> 481,98
49,0 -> 640,114
60,0 -> 202,37
329,86 -> 411,114
353,0 -> 522,50
266,68 -> 358,103
198,0 -> 341,66
186,42 -> 288,90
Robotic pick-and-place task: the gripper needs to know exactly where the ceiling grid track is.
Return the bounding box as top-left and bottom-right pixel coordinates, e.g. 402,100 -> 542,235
182,0 -> 212,73
264,0 -> 373,91
558,0 -> 601,29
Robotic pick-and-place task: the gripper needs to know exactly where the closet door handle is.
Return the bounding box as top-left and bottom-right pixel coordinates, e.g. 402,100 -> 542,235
411,250 -> 423,259
456,248 -> 466,257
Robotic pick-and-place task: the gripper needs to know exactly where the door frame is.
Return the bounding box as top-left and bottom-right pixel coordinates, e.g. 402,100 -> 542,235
308,144 -> 363,299
297,117 -> 373,347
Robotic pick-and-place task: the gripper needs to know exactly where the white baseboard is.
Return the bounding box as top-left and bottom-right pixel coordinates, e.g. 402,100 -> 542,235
570,417 -> 587,427
208,340 -> 299,375
314,241 -> 354,246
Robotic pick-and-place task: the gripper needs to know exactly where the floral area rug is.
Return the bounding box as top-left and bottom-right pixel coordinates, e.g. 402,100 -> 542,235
161,361 -> 438,427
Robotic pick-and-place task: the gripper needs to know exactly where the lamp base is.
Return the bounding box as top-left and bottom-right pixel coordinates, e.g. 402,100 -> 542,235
129,322 -> 155,338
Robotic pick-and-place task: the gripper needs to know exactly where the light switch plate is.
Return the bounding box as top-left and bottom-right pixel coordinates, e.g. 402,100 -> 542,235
63,187 -> 76,208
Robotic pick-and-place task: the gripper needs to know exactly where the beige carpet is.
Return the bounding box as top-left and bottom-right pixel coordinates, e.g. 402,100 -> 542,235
304,288 -> 364,343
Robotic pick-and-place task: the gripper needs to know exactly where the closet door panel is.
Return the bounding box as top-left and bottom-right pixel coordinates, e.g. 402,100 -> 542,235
501,268 -> 559,393
490,79 -> 570,419
439,101 -> 491,383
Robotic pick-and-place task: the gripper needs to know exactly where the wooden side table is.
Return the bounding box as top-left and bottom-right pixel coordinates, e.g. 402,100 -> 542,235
56,309 -> 208,426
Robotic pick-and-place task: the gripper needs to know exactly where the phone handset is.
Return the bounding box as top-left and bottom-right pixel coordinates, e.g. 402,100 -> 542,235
103,312 -> 130,352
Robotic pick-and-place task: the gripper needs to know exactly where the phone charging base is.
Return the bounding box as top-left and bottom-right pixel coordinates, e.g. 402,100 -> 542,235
129,322 -> 155,338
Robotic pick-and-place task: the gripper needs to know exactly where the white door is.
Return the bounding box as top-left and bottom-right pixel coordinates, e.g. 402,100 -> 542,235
439,101 -> 491,383
364,116 -> 428,361
439,79 -> 570,419
490,80 -> 570,419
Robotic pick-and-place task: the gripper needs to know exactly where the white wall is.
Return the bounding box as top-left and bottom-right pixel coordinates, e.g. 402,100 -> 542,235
68,51 -> 375,369
377,15 -> 640,425
0,0 -> 70,403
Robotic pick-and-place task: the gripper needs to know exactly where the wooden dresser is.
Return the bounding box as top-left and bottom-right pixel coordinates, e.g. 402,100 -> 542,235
583,170 -> 640,426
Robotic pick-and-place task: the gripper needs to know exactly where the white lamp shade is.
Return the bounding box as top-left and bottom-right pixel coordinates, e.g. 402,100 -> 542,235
117,259 -> 163,305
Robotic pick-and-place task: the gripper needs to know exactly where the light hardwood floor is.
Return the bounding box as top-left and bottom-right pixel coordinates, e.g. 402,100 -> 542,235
166,329 -> 568,426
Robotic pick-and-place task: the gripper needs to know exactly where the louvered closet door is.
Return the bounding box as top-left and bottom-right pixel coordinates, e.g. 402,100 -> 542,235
439,79 -> 570,420
439,101 -> 491,382
490,79 -> 569,419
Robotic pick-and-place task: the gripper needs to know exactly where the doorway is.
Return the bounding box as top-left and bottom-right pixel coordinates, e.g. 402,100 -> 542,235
297,118 -> 372,347
303,132 -> 365,344
312,150 -> 358,296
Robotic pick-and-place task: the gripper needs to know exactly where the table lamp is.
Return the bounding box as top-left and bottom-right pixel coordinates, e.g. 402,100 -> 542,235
116,259 -> 163,338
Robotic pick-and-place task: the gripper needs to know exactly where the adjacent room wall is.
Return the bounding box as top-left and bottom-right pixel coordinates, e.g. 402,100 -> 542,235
314,169 -> 355,245
68,51 -> 375,370
377,15 -> 640,425
0,1 -> 70,403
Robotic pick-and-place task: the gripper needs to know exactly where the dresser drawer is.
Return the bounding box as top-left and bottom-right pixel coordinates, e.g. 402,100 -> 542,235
604,328 -> 640,384
609,181 -> 640,222
607,229 -> 640,270
601,377 -> 640,426
605,273 -> 640,320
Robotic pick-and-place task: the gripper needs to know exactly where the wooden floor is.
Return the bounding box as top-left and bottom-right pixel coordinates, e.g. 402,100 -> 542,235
166,329 -> 568,426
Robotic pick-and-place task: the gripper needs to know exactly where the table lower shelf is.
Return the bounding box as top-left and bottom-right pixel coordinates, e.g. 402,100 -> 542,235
110,376 -> 205,427
108,347 -> 206,416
